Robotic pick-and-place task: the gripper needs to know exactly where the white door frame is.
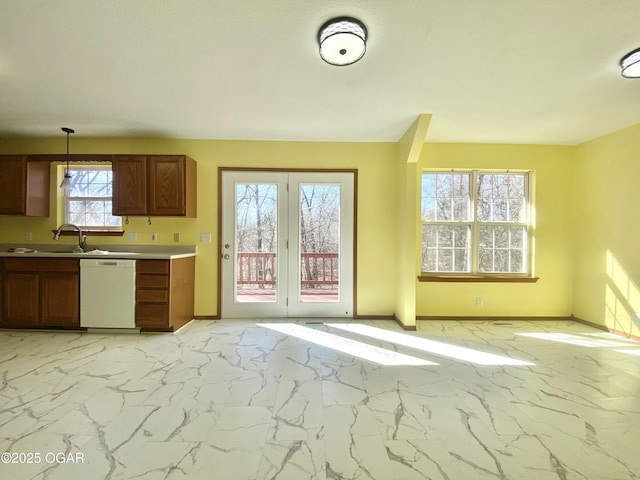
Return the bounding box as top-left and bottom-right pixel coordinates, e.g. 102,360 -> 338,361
219,169 -> 356,318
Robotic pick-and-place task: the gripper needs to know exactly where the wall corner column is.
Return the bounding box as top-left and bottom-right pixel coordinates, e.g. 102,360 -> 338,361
394,114 -> 432,328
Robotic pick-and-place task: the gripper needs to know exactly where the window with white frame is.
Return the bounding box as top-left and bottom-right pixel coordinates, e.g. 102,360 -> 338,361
421,170 -> 532,275
64,166 -> 121,229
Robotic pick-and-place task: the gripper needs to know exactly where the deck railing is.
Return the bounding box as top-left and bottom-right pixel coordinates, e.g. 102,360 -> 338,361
237,252 -> 338,288
237,252 -> 276,286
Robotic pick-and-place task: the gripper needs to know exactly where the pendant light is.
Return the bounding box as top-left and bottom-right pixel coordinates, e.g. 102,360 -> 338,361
59,127 -> 75,190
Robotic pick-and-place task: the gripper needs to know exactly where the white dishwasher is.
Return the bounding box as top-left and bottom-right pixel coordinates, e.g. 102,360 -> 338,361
80,259 -> 137,329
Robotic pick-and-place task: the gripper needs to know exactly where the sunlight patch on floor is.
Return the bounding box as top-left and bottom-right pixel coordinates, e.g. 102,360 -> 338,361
260,323 -> 438,366
616,349 -> 640,356
329,323 -> 534,366
583,332 -> 637,342
516,332 -> 635,347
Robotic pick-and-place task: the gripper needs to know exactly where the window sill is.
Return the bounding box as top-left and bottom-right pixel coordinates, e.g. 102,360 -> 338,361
418,275 -> 539,283
51,230 -> 125,237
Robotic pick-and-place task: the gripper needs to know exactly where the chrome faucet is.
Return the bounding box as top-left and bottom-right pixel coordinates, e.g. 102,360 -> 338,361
53,224 -> 87,253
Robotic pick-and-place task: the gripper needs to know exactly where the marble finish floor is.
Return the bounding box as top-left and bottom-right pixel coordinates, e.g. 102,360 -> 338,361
1,318 -> 640,479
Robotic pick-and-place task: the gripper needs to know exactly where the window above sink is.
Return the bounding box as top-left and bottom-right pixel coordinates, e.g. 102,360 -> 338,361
62,166 -> 122,232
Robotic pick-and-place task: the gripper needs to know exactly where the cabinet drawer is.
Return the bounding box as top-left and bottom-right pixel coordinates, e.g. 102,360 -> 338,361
4,258 -> 79,273
136,305 -> 168,326
136,275 -> 169,288
136,260 -> 169,274
137,289 -> 168,303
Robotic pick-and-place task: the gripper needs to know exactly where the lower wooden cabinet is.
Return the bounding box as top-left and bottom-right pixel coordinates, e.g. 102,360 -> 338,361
0,256 -> 195,332
3,272 -> 39,326
136,257 -> 195,332
1,258 -> 80,328
41,272 -> 81,327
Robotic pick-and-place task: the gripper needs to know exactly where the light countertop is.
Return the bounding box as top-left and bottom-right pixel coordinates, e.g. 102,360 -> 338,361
0,244 -> 197,260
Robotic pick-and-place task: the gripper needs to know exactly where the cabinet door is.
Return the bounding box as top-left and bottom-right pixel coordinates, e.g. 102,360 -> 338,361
40,272 -> 79,327
112,155 -> 148,216
0,156 -> 50,216
0,156 -> 27,214
2,273 -> 39,326
24,161 -> 51,216
148,156 -> 186,216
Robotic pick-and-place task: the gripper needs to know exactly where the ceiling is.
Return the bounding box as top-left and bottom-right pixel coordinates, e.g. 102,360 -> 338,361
1,0 -> 639,145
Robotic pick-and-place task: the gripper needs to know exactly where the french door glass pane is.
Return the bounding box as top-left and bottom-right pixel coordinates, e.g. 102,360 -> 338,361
235,183 -> 278,303
299,184 -> 340,303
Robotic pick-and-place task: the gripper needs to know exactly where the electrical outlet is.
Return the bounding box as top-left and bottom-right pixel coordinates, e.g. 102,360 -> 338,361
25,231 -> 32,241
173,232 -> 180,243
476,297 -> 484,307
127,232 -> 138,242
200,232 -> 212,243
150,232 -> 158,242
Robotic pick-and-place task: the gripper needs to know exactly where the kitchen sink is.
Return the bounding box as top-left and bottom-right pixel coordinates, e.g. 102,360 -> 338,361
42,250 -> 141,255
97,252 -> 141,255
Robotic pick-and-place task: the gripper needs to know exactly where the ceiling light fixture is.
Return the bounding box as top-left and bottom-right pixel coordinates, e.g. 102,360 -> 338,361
318,16 -> 367,66
620,47 -> 640,78
59,127 -> 75,189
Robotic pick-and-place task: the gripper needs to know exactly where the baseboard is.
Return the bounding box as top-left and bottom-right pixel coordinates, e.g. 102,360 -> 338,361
354,314 -> 395,320
417,315 -> 573,321
196,314 -> 396,321
393,315 -> 417,331
571,315 -> 640,341
570,316 -> 608,331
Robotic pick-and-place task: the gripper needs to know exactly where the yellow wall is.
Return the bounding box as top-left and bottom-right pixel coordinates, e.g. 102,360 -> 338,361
8,130 -> 634,325
416,143 -> 575,317
0,137 -> 398,317
573,123 -> 640,337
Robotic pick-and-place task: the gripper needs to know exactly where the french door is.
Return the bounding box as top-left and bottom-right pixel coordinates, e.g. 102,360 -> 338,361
221,171 -> 354,318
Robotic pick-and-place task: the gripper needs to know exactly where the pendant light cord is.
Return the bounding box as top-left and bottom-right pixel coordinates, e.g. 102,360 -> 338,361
61,127 -> 74,176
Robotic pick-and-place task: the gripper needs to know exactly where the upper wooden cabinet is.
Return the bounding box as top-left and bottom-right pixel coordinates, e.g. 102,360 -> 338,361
0,155 -> 50,216
112,155 -> 148,215
112,155 -> 197,217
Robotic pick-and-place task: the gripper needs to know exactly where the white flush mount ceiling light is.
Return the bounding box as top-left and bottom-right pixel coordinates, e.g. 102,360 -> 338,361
318,16 -> 367,66
620,47 -> 640,78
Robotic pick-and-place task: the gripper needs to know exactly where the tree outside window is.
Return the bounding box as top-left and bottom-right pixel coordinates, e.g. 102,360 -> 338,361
64,167 -> 121,229
421,170 -> 532,275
